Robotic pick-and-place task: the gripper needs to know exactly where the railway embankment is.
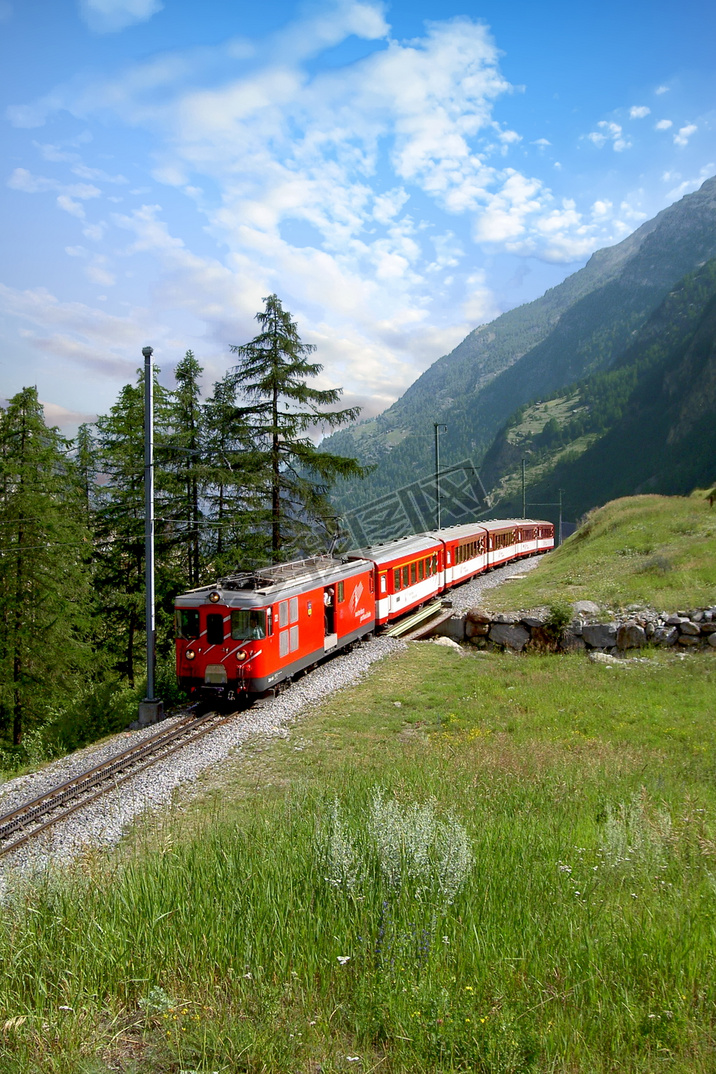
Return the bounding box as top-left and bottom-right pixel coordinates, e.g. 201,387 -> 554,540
435,601 -> 716,653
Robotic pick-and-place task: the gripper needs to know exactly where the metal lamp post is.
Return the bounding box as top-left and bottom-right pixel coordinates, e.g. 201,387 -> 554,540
138,345 -> 163,726
433,422 -> 447,529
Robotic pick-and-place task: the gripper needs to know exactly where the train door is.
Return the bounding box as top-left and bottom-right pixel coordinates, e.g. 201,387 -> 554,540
323,586 -> 337,651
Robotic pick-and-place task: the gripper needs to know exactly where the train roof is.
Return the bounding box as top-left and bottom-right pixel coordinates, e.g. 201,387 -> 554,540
175,554 -> 372,607
347,532 -> 440,566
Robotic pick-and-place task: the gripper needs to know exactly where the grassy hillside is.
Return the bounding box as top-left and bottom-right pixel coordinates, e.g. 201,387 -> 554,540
2,643 -> 716,1072
489,493 -> 716,614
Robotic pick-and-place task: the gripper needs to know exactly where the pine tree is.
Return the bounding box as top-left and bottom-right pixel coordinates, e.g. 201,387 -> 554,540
0,388 -> 94,745
229,294 -> 364,561
167,351 -> 204,587
202,371 -> 266,571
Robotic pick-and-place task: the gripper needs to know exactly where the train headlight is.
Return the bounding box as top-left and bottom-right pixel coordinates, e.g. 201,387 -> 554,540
185,648 -> 196,661
209,591 -> 221,603
235,650 -> 247,661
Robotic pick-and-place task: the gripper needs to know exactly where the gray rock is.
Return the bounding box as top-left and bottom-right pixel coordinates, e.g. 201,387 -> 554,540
521,616 -> 544,629
493,613 -> 517,625
679,621 -> 700,636
488,622 -> 530,651
691,610 -> 704,622
700,622 -> 716,635
666,614 -> 685,626
431,636 -> 465,653
589,652 -> 623,666
466,606 -> 492,624
582,622 -> 618,648
572,600 -> 600,617
677,634 -> 700,646
560,631 -> 587,652
465,619 -> 490,638
708,634 -> 716,648
654,626 -> 679,646
616,621 -> 647,650
645,621 -> 656,638
570,618 -> 584,635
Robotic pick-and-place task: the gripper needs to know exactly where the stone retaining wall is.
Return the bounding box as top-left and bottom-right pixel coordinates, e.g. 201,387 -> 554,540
434,600 -> 716,654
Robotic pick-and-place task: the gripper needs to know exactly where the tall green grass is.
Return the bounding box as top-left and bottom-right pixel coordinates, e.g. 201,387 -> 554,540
493,493 -> 716,613
1,646 -> 715,1072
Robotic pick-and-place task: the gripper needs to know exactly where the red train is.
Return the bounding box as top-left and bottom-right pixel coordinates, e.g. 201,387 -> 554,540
174,518 -> 554,702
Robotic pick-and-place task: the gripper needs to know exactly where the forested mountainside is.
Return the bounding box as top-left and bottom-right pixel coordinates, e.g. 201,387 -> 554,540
484,258 -> 716,522
325,175 -> 716,517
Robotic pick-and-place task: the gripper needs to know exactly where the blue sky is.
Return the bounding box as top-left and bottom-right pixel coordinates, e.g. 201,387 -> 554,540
1,0 -> 714,434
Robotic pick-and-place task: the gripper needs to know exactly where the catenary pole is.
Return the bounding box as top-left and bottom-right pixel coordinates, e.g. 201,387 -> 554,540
433,423 -> 447,529
139,345 -> 162,723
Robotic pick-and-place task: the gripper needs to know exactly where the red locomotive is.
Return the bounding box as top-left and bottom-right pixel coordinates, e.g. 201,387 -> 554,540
175,518 -> 554,701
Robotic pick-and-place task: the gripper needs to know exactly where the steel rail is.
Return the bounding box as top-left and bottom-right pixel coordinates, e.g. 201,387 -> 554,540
0,710 -> 238,859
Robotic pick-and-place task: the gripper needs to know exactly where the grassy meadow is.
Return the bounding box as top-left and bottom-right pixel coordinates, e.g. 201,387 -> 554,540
1,639 -> 716,1073
492,493 -> 716,614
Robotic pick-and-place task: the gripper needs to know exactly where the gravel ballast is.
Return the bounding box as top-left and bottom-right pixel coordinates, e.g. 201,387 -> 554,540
0,636 -> 405,888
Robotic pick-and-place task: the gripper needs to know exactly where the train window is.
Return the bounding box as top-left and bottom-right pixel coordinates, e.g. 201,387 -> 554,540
289,596 -> 299,623
266,607 -> 273,635
402,565 -> 409,587
418,560 -> 424,581
279,600 -> 289,627
231,610 -> 266,640
337,582 -> 345,603
380,573 -> 386,593
410,562 -> 416,585
176,608 -> 200,639
425,557 -> 430,577
206,613 -> 224,646
394,568 -> 401,591
433,554 -> 438,573
447,551 -> 451,565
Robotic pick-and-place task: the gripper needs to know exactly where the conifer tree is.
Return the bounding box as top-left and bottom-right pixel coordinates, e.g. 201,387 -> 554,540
0,388 -> 93,744
229,294 -> 364,560
167,351 -> 204,586
202,371 -> 266,570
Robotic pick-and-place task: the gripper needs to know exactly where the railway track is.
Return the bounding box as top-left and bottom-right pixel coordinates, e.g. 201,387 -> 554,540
0,709 -> 238,860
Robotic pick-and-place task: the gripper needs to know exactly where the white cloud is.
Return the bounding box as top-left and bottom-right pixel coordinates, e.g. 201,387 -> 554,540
586,121 -> 631,152
0,283 -> 153,378
629,106 -> 650,119
78,0 -> 163,34
39,400 -> 97,433
674,123 -> 697,147
57,195 -> 86,219
655,119 -> 673,131
4,4 -> 673,412
655,85 -> 669,95
462,271 -> 499,324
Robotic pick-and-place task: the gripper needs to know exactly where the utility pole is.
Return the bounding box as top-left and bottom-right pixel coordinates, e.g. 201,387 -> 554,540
138,345 -> 163,726
558,488 -> 563,547
434,423 -> 447,529
521,458 -> 526,518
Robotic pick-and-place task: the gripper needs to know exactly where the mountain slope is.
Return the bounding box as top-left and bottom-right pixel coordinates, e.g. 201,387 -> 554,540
484,258 -> 716,522
326,175 -> 716,519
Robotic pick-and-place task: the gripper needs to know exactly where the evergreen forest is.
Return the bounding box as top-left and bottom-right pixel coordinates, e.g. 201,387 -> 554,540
0,296 -> 361,766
